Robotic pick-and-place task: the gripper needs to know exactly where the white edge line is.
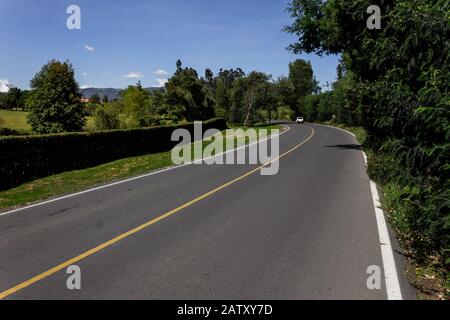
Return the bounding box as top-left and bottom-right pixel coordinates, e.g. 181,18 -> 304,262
317,123 -> 402,300
370,177 -> 403,300
317,123 -> 356,138
0,125 -> 291,217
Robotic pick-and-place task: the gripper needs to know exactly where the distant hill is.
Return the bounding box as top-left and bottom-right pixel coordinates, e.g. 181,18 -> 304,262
80,87 -> 164,100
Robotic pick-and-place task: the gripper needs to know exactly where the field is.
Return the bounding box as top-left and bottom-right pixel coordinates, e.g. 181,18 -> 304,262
0,110 -> 31,132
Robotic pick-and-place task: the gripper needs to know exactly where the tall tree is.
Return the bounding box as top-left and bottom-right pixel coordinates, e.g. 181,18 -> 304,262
230,71 -> 271,126
288,59 -> 319,113
274,76 -> 296,112
121,84 -> 154,127
26,60 -> 85,133
164,62 -> 215,122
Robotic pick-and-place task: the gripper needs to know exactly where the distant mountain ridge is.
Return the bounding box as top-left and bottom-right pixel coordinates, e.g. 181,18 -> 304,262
80,87 -> 164,100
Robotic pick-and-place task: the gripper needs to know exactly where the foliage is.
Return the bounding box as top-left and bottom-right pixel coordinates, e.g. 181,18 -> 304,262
0,87 -> 28,110
164,62 -> 215,122
0,118 -> 227,191
121,85 -> 155,127
26,60 -> 86,133
288,59 -> 320,113
93,104 -> 121,130
285,0 -> 450,274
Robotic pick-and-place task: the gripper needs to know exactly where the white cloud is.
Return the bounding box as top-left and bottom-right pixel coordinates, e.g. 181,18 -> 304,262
84,44 -> 95,52
155,78 -> 168,87
0,79 -> 10,92
80,85 -> 94,89
82,72 -> 88,76
123,71 -> 144,79
154,69 -> 168,76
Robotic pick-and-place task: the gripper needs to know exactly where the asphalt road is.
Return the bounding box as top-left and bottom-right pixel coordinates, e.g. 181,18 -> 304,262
0,123 -> 415,299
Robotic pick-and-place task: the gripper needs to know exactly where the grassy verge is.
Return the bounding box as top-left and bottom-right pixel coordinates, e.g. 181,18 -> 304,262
0,125 -> 282,211
379,180 -> 448,299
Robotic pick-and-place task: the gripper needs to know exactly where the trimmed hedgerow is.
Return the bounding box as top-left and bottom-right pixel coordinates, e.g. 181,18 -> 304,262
0,118 -> 227,190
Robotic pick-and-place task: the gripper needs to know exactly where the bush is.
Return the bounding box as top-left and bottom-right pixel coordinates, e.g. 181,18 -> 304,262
94,106 -> 120,130
0,118 -> 227,190
369,147 -> 450,269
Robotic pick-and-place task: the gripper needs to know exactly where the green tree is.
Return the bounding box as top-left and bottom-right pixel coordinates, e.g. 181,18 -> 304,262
102,95 -> 109,104
288,59 -> 319,114
213,68 -> 246,122
284,0 -> 450,269
26,60 -> 85,133
164,62 -> 215,122
94,102 -> 121,130
274,76 -> 296,116
121,85 -> 154,127
230,71 -> 272,126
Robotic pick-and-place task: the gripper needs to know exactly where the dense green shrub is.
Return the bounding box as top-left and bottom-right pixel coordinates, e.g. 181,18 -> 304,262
0,118 -> 227,190
285,0 -> 450,277
94,106 -> 120,130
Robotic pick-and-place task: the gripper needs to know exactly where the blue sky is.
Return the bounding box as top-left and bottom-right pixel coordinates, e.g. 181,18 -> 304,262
0,0 -> 340,91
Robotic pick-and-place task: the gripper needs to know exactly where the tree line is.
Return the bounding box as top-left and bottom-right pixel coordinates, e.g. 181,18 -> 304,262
284,0 -> 449,283
0,86 -> 28,111
0,58 -> 319,134
92,58 -> 319,130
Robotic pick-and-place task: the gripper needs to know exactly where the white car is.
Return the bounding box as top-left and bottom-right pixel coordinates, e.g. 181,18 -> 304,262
295,117 -> 304,124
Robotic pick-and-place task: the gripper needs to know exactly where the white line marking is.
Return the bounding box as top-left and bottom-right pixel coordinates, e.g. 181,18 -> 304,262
316,123 -> 356,138
0,125 -> 291,217
370,180 -> 403,300
319,123 -> 403,300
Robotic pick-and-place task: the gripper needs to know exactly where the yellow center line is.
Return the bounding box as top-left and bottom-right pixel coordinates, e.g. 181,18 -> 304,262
0,126 -> 315,299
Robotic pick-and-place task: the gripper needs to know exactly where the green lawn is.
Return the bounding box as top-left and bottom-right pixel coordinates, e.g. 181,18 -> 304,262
0,125 -> 282,210
0,110 -> 31,132
0,111 -> 97,134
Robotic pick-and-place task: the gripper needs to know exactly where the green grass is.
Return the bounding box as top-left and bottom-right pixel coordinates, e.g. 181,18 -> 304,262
0,124 -> 282,210
0,110 -> 31,132
0,111 -> 97,134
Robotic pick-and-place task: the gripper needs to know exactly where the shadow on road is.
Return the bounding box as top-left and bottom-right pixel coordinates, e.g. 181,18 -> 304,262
323,144 -> 363,151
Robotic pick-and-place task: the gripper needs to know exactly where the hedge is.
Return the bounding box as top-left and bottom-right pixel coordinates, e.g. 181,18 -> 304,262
0,118 -> 227,191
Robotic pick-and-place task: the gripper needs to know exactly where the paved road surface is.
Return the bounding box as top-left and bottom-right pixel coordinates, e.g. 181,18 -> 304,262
0,123 -> 415,299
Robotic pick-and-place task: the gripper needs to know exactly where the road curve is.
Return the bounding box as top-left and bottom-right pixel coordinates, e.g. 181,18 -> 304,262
0,123 -> 415,299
